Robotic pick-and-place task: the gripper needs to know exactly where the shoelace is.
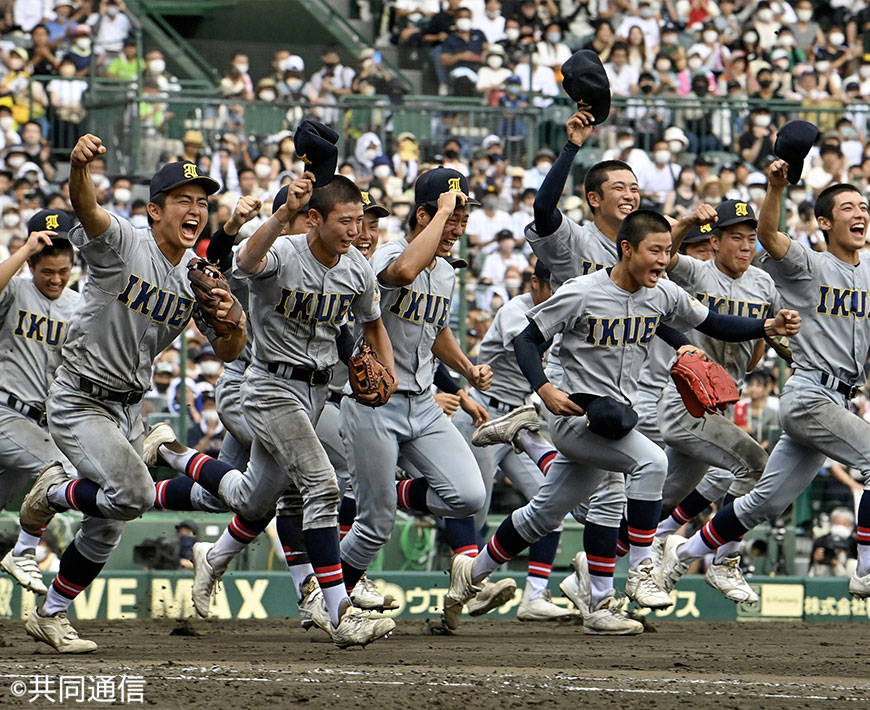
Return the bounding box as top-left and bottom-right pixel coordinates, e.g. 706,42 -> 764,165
56,613 -> 82,641
16,554 -> 41,576
638,568 -> 662,593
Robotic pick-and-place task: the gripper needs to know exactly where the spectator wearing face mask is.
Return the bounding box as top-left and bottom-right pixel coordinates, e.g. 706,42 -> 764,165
476,45 -> 511,97
0,203 -> 24,252
106,177 -> 132,218
479,229 -> 528,288
522,148 -> 555,190
775,29 -> 806,69
843,82 -> 870,140
307,48 -> 356,122
348,131 -> 383,181
475,0 -> 506,43
392,132 -> 420,190
47,57 -> 89,146
278,55 -> 307,101
498,17 -> 529,66
255,77 -> 279,103
467,186 -> 513,251
638,140 -> 678,210
143,49 -> 180,93
188,390 -> 225,456
751,2 -> 782,51
688,24 -> 729,73
603,131 -> 654,178
616,0 -> 660,53
440,7 -> 488,96
46,1 -> 80,50
229,52 -> 254,99
603,42 -> 638,97
87,0 -> 132,62
534,22 -> 571,73
836,118 -> 864,167
790,0 -> 825,53
805,143 -> 848,194
369,155 -> 394,192
680,73 -> 722,153
814,27 -> 851,88
150,361 -> 176,409
809,507 -> 858,578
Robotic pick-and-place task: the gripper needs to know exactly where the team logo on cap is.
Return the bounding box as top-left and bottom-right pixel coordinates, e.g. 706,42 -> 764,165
361,191 -> 371,206
735,203 -> 749,217
183,163 -> 199,179
298,153 -> 312,165
700,223 -> 712,233
447,177 -> 461,191
45,214 -> 59,230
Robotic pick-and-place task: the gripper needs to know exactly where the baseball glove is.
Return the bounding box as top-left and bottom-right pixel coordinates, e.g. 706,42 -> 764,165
764,334 -> 793,364
187,257 -> 243,338
670,352 -> 740,418
348,342 -> 394,407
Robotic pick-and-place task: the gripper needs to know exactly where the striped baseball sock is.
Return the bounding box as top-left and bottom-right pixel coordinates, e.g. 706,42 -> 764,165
395,479 -> 430,513
41,541 -> 104,616
584,522 -> 618,606
340,561 -> 366,594
208,514 -> 272,571
515,429 -> 557,475
526,530 -> 560,598
48,479 -> 104,518
338,496 -> 356,541
680,502 -> 749,562
152,477 -> 196,511
184,453 -> 236,495
615,518 -> 629,557
12,528 -> 43,557
471,514 -> 530,584
663,489 -> 713,537
626,498 -> 662,569
275,515 -> 314,600
445,517 -> 478,558
712,493 -> 743,563
157,444 -> 196,471
856,491 -> 870,576
304,527 -> 348,626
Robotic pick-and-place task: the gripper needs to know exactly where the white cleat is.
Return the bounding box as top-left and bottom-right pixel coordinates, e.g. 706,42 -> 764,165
650,536 -> 665,570
705,555 -> 759,604
658,534 -> 689,594
331,604 -> 396,649
625,558 -> 673,610
24,608 -> 97,654
351,574 -> 399,611
584,594 -> 643,635
1,549 -> 48,594
442,554 -> 481,629
517,587 -> 580,621
466,576 -> 517,617
142,422 -> 178,466
849,571 -> 870,599
299,574 -> 330,633
18,462 -> 68,535
558,551 -> 591,617
191,542 -> 224,618
471,404 -> 539,451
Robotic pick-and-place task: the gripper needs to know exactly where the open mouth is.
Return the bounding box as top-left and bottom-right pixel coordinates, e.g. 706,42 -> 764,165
181,220 -> 199,240
648,268 -> 664,282
440,238 -> 457,251
356,240 -> 372,253
850,222 -> 867,238
618,203 -> 634,214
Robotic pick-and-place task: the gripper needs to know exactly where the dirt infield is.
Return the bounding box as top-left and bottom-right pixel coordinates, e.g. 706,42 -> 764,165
0,617 -> 868,708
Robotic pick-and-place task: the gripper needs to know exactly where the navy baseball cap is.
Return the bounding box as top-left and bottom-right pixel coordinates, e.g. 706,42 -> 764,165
294,119 -> 339,186
533,259 -> 551,281
682,222 -> 715,246
28,209 -> 72,236
568,393 -> 638,440
361,189 -> 390,217
561,50 -> 612,125
414,167 -> 479,208
715,199 -> 757,229
272,184 -> 311,215
150,160 -> 219,200
774,120 -> 820,185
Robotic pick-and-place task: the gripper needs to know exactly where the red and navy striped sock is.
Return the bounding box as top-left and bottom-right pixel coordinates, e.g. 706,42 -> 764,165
626,498 -> 662,566
670,489 -> 713,527
584,522 -> 618,579
537,450 -> 557,476
303,527 -> 344,590
528,530 -> 560,580
227,514 -> 270,545
153,477 -> 196,511
445,517 -> 479,558
42,540 -> 105,615
615,517 -> 629,557
700,502 -> 748,550
340,561 -> 366,593
276,514 -> 309,567
485,515 -> 531,565
56,480 -> 104,518
338,496 -> 356,541
396,478 -> 430,513
858,491 -> 870,548
185,453 -> 234,495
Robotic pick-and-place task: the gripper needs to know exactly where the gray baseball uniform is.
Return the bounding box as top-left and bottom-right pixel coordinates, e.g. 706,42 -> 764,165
658,256 -> 780,502
47,215 -> 201,563
216,233 -> 379,526
0,277 -> 78,509
339,239 -> 486,572
512,269 -> 709,542
734,240 -> 870,527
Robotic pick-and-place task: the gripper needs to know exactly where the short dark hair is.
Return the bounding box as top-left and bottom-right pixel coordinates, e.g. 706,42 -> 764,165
29,238 -> 74,266
814,183 -> 865,239
237,167 -> 255,179
584,160 -> 635,214
308,174 -> 362,219
616,209 -> 671,258
147,191 -> 167,226
611,41 -> 629,54
408,202 -> 436,231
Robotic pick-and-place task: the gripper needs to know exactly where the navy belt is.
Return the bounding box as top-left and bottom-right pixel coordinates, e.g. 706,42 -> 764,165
820,372 -> 860,400
78,377 -> 144,405
266,362 -> 332,386
328,391 -> 344,405
0,391 -> 45,424
488,395 -> 521,413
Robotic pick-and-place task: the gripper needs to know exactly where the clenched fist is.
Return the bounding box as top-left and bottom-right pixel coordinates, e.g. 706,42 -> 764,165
70,134 -> 107,168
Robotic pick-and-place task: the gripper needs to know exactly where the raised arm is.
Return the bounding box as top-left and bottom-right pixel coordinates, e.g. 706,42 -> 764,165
0,231 -> 54,293
69,134 -> 111,238
666,203 -> 718,271
757,159 -> 793,260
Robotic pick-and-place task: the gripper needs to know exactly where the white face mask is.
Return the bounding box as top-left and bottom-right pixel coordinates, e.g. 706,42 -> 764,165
639,6 -> 653,17
757,8 -> 773,21
829,32 -> 845,46
654,150 -> 671,165
546,32 -> 562,43
860,66 -> 870,79
75,37 -> 91,50
234,63 -> 249,74
106,5 -> 119,16
790,190 -> 807,203
618,139 -> 634,150
745,31 -> 758,43
364,148 -> 379,162
536,160 -> 552,173
286,78 -> 304,91
797,8 -> 813,21
815,60 -> 830,73
749,187 -> 766,201
201,408 -> 221,425
259,90 -> 276,102
831,524 -> 853,539
668,140 -> 684,153
703,30 -> 718,43
688,57 -> 703,71
113,187 -> 131,203
456,17 -> 473,31
3,213 -> 19,227
487,10 -> 500,18
148,58 -> 165,74
255,163 -> 272,178
504,277 -> 522,289
655,60 -> 671,73
5,152 -> 24,166
487,55 -> 503,68
506,27 -> 520,41
780,34 -> 795,47
199,361 -> 222,377
373,164 -> 391,179
754,114 -> 772,127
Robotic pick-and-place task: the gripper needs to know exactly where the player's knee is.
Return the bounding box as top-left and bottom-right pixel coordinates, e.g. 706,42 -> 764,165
112,484 -> 156,520
444,479 -> 486,517
76,520 -> 125,563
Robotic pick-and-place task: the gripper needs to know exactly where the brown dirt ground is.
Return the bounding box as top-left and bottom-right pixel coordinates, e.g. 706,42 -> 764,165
0,617 -> 868,709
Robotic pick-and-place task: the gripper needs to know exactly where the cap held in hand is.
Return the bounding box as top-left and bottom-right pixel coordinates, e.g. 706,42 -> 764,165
414,167 -> 480,207
294,119 -> 340,186
560,50 -> 612,125
773,120 -> 820,185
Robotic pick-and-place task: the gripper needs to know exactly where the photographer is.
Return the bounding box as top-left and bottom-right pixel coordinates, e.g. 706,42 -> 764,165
809,507 -> 858,577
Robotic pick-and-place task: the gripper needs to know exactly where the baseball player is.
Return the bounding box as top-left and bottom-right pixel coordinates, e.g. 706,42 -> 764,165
452,259 -> 579,621
651,198 -> 781,604
17,134 -> 247,654
145,174 -> 399,648
338,168 -> 501,632
447,210 -> 799,618
0,210 -> 79,596
660,164 -> 870,596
